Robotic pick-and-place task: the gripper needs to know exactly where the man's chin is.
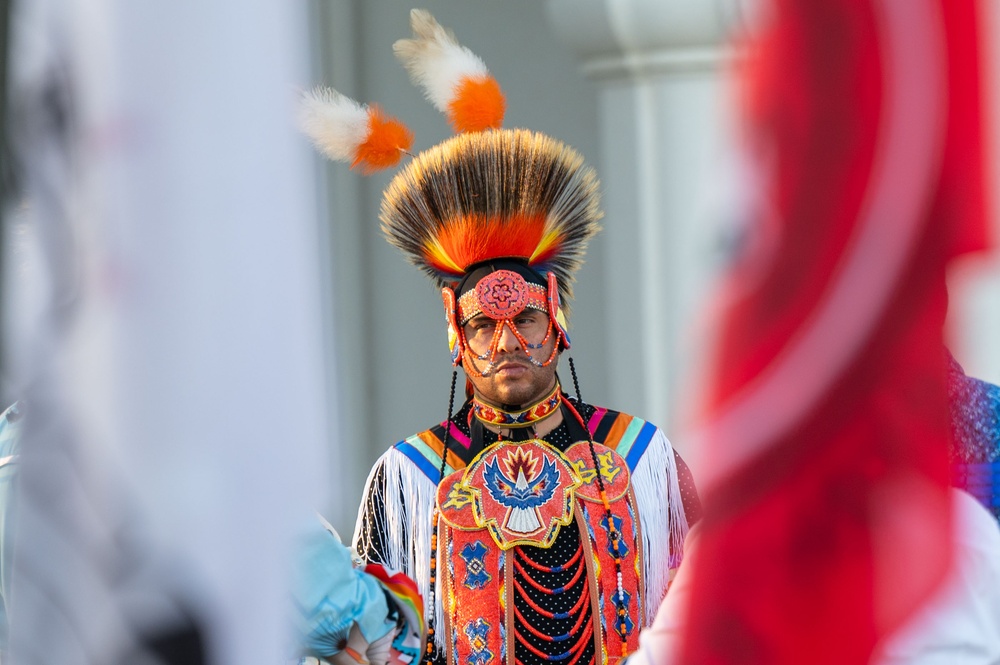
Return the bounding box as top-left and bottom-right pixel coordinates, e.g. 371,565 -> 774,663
493,385 -> 546,409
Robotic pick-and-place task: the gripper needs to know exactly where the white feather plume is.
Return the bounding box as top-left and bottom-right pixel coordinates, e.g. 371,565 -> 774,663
393,8 -> 490,113
297,86 -> 369,163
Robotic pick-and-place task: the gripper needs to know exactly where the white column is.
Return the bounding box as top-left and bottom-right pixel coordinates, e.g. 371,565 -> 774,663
546,0 -> 740,441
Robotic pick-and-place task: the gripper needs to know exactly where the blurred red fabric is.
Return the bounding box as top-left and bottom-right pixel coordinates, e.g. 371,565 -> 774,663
680,1 -> 992,663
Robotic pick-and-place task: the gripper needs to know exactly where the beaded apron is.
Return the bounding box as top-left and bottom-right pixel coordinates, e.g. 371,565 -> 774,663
436,439 -> 643,665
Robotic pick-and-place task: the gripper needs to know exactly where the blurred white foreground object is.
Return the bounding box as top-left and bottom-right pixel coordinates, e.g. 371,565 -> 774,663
2,0 -> 329,663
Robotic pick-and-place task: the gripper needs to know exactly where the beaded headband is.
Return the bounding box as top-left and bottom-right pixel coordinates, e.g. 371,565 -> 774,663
457,273 -> 548,325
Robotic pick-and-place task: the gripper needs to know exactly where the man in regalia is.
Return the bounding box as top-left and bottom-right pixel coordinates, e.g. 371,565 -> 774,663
299,10 -> 701,665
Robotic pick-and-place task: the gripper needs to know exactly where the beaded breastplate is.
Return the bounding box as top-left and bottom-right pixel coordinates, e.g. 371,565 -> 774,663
436,439 -> 643,665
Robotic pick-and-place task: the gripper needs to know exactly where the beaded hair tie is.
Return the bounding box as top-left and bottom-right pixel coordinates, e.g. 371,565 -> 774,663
564,358 -> 632,656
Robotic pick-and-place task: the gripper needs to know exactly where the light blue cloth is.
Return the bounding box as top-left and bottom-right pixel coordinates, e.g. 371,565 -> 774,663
293,519 -> 395,659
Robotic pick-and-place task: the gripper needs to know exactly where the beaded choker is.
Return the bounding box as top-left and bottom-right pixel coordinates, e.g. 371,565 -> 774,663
472,384 -> 562,428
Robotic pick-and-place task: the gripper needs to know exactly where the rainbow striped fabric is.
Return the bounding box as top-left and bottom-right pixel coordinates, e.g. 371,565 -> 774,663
394,407 -> 657,484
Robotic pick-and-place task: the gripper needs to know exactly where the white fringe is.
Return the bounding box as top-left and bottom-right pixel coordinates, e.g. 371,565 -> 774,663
630,429 -> 689,626
352,447 -> 446,650
393,9 -> 490,114
297,86 -> 370,163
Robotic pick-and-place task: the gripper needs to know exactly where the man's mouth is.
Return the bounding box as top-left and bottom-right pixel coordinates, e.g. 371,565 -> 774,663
493,362 -> 530,376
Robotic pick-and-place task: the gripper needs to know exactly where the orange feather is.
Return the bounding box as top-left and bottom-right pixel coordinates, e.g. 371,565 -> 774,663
352,105 -> 413,173
446,76 -> 506,133
427,213 -> 546,273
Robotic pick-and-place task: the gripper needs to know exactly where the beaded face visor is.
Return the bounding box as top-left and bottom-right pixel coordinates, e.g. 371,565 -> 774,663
443,269 -> 571,375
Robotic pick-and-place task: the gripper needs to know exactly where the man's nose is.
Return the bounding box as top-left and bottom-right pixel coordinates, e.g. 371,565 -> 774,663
495,322 -> 522,353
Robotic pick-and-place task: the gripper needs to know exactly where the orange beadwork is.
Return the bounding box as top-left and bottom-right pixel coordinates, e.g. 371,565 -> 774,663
513,556 -> 586,593
516,622 -> 593,660
423,511 -> 441,662
454,271 -> 559,376
461,317 -> 558,377
512,575 -> 590,619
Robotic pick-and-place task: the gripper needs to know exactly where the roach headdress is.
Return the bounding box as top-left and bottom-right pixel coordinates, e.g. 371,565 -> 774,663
299,8 -> 602,368
380,128 -> 602,309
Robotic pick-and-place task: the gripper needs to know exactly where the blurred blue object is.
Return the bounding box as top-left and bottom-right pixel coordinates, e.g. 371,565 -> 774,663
292,517 -> 396,661
948,355 -> 1000,522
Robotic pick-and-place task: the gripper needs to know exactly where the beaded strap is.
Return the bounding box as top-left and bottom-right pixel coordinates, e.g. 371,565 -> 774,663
423,371 -> 458,665
566,358 -> 631,655
512,576 -> 591,620
514,603 -> 591,642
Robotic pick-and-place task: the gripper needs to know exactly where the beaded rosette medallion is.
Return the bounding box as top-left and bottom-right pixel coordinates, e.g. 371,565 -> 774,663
436,440 -> 644,665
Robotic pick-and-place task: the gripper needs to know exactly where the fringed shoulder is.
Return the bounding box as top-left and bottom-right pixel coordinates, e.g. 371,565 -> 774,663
621,424 -> 690,624
352,446 -> 446,651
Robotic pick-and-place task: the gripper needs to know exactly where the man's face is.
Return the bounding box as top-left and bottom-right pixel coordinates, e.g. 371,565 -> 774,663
462,309 -> 558,408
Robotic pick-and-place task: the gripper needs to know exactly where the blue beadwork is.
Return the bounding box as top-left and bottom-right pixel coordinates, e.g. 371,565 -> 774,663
460,540 -> 492,590
599,514 -> 630,559
465,618 -> 494,665
612,589 -> 635,637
